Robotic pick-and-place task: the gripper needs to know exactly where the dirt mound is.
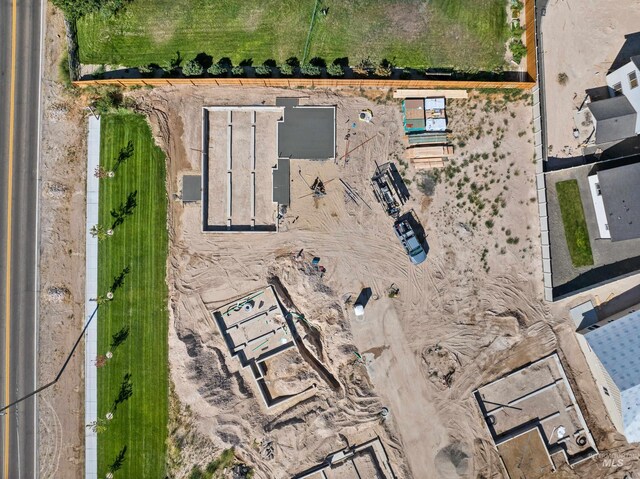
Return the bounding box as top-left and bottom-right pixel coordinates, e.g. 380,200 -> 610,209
421,344 -> 460,390
435,442 -> 470,478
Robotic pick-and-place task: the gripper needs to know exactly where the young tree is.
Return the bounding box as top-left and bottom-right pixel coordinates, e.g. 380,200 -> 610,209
94,165 -> 114,179
90,224 -> 113,241
207,64 -> 228,76
95,354 -> 108,368
300,64 -> 321,77
326,63 -> 344,77
254,64 -> 272,77
352,57 -> 373,77
375,59 -> 393,78
278,64 -> 294,77
86,418 -> 108,434
509,40 -> 527,63
182,59 -> 204,77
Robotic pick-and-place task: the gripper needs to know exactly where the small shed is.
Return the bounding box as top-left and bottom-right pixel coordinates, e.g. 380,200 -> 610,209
403,97 -> 447,133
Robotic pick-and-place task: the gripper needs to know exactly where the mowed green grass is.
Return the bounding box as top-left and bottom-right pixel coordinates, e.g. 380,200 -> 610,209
556,180 -> 594,267
77,0 -> 508,70
97,113 -> 168,477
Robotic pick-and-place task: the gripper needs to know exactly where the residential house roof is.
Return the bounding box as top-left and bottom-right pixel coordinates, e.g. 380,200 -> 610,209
584,310 -> 640,442
588,96 -> 638,144
598,161 -> 640,241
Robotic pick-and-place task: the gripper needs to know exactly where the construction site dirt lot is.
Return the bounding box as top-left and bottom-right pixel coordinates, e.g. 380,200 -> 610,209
541,0 -> 640,161
125,85 -> 640,479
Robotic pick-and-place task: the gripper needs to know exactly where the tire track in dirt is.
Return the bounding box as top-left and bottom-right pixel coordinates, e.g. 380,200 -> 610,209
38,396 -> 63,479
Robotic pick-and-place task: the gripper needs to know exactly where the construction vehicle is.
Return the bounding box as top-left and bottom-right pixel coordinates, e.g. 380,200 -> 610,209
393,218 -> 427,265
371,162 -> 407,218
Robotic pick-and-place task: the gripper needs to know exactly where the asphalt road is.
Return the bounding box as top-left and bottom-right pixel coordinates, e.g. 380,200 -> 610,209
0,0 -> 43,477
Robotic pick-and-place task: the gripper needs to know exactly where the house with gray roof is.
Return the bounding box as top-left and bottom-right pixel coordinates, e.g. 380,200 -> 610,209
575,301 -> 640,443
588,55 -> 640,145
588,160 -> 640,241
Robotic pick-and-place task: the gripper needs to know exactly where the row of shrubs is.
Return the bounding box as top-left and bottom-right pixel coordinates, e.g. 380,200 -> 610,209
88,55 -> 526,82
127,57 -> 407,80
509,0 -> 528,64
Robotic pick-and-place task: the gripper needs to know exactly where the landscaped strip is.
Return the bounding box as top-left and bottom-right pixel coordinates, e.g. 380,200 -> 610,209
556,179 -> 594,267
97,113 -> 168,477
76,0 -> 507,71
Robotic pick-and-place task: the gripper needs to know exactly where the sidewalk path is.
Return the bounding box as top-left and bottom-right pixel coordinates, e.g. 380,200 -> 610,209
85,114 -> 100,479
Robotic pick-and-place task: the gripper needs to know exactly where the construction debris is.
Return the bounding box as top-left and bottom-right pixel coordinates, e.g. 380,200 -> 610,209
340,178 -> 372,210
310,177 -> 326,197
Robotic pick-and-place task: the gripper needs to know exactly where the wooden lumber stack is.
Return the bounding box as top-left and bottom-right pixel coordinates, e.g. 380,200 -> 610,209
404,144 -> 454,169
412,158 -> 446,169
405,145 -> 454,159
406,132 -> 450,145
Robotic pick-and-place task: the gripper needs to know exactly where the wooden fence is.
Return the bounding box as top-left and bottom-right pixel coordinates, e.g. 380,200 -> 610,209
74,77 -> 536,89
73,0 -> 537,91
524,0 -> 537,83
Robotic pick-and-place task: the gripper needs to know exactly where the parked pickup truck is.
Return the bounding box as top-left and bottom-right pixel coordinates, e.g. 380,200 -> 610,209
393,219 -> 427,265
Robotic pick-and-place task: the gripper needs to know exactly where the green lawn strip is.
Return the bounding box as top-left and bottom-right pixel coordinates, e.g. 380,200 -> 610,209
77,0 -> 507,71
77,0 -> 313,66
309,0 -> 507,70
97,113 -> 169,477
556,179 -> 594,267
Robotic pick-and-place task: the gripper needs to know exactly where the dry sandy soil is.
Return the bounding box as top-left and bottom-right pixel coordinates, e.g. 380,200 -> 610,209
34,11 -> 640,473
37,5 -> 87,479
541,0 -> 640,159
118,83 -> 638,479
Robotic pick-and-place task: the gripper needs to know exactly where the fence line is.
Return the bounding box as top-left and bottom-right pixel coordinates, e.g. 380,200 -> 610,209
524,0 -> 537,83
73,77 -> 536,89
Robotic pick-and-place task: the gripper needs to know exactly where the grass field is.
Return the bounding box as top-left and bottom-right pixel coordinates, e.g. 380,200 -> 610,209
77,0 -> 508,71
556,180 -> 594,267
97,113 -> 168,477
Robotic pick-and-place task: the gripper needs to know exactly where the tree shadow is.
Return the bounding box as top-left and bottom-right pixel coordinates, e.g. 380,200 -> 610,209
112,372 -> 133,411
286,56 -> 300,68
263,58 -> 277,67
218,57 -> 233,68
109,445 -> 128,473
333,57 -> 349,67
110,325 -> 130,350
110,191 -> 138,230
239,58 -> 253,67
113,140 -> 134,172
165,51 -> 182,73
380,58 -> 394,69
110,266 -> 130,293
194,52 -> 213,70
309,57 -> 326,68
609,32 -> 640,72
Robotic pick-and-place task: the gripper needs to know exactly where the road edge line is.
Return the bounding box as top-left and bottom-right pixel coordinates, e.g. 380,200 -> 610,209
33,0 -> 47,476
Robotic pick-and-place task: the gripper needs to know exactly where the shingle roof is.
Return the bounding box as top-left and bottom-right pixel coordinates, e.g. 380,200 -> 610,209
598,161 -> 640,241
588,96 -> 637,144
585,311 -> 640,441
